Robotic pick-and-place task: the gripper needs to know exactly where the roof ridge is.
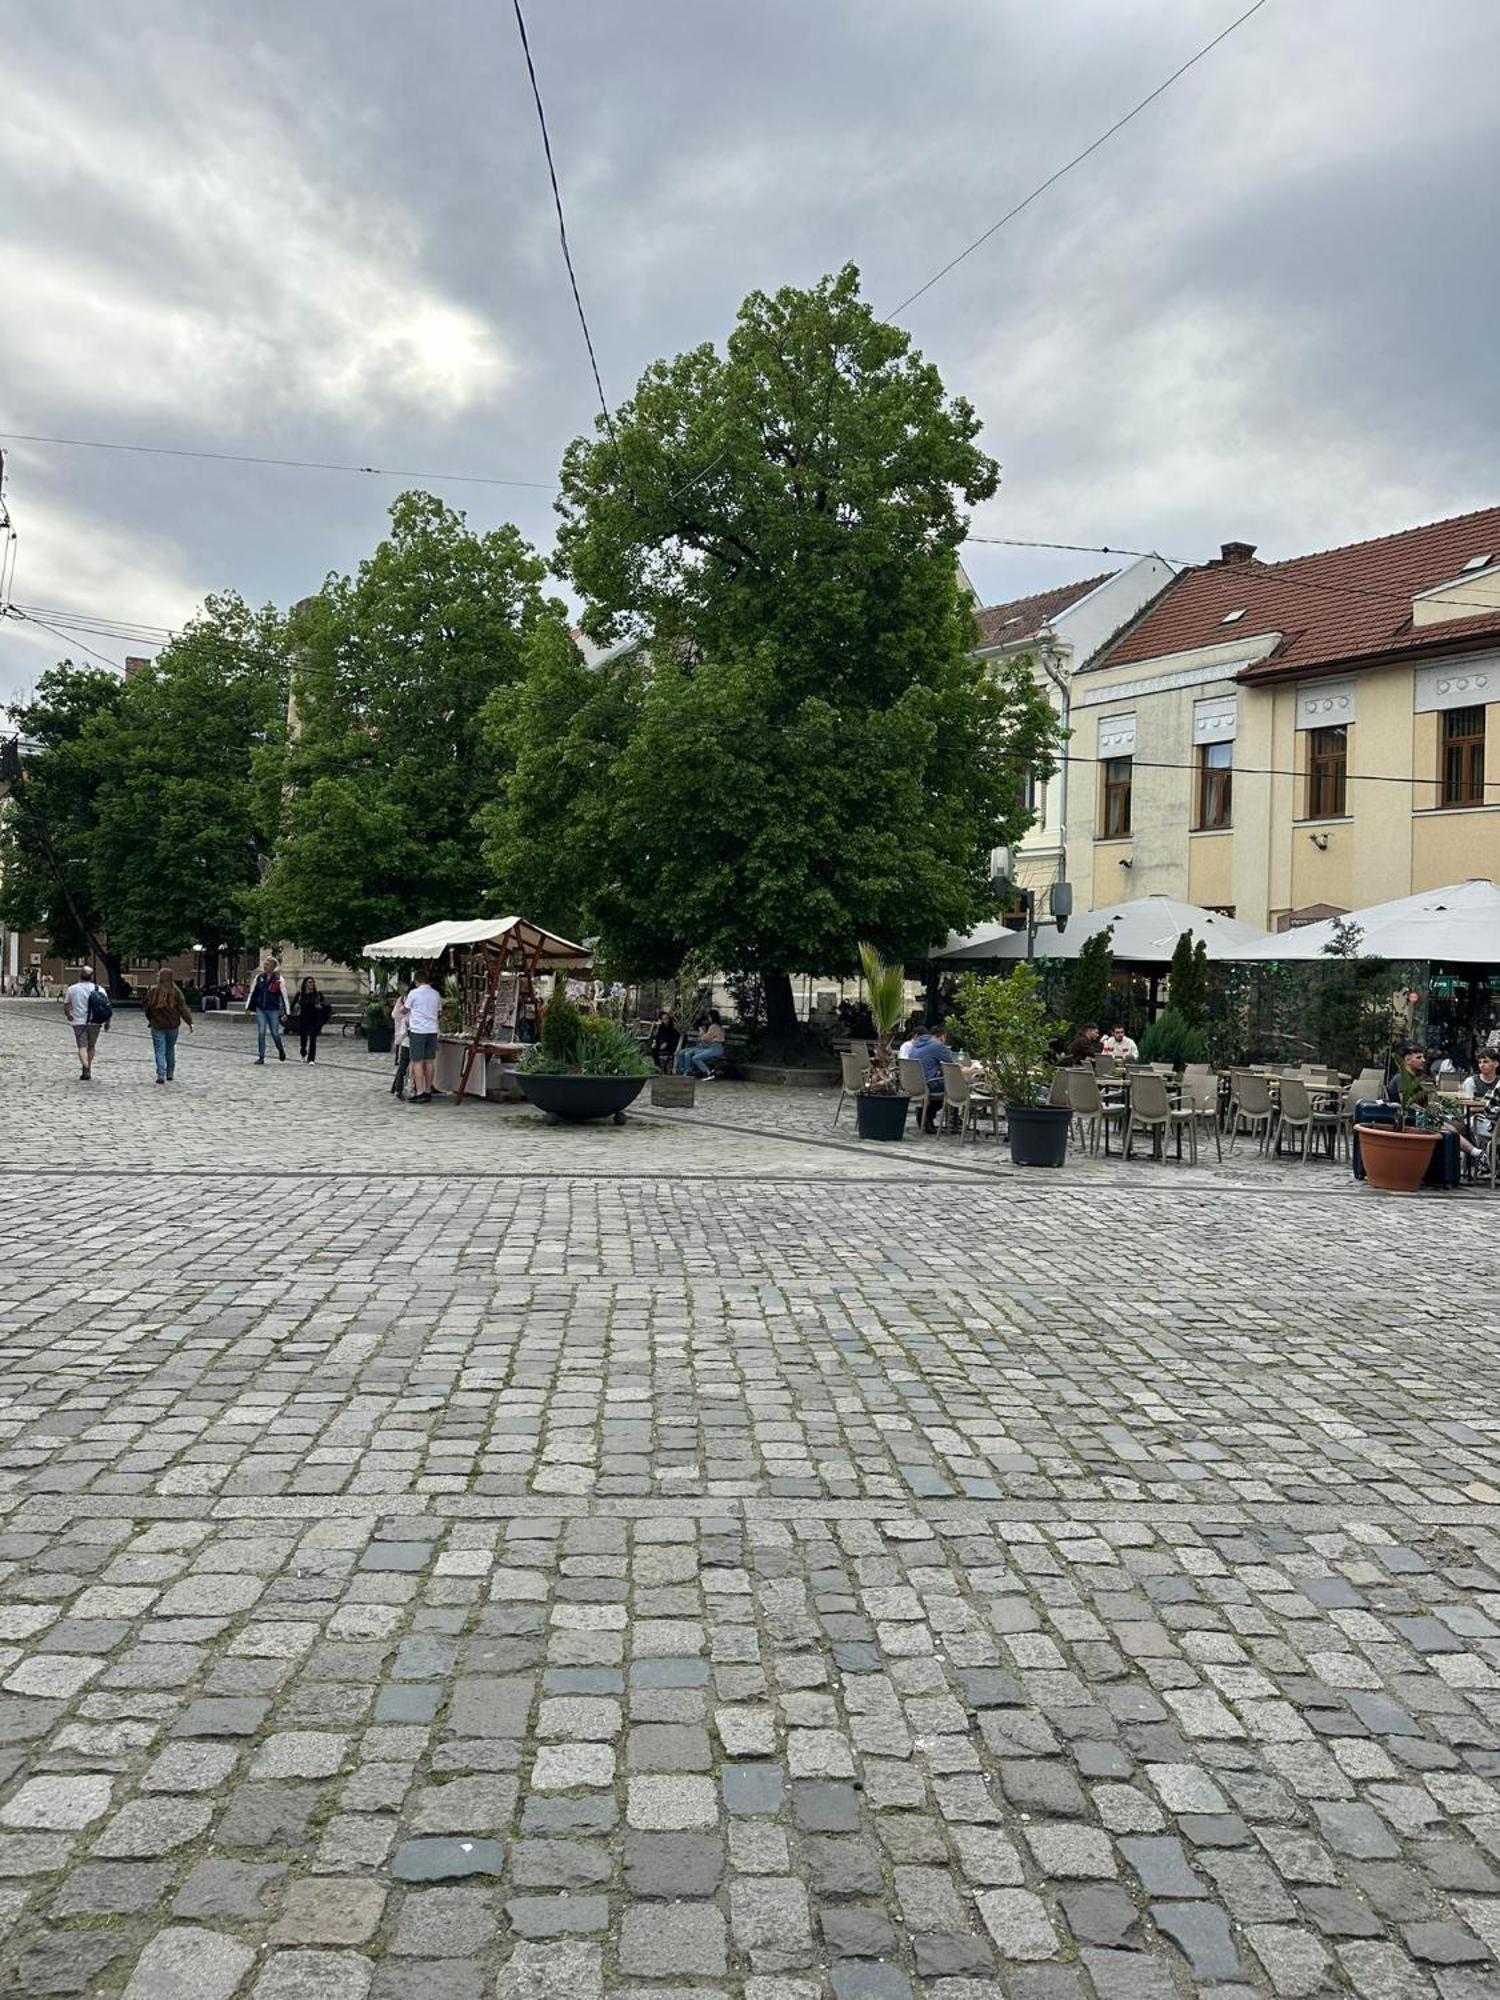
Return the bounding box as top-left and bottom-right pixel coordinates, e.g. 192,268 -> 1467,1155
977,570 -> 1115,618
1253,501 -> 1500,572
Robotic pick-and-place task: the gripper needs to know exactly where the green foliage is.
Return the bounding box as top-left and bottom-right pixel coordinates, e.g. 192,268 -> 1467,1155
487,268 -> 1059,1019
0,663 -> 124,975
521,1007 -> 651,1077
91,594 -> 288,968
539,976 -> 583,1066
361,994 -> 393,1031
954,964 -> 1066,1106
1308,918 -> 1396,1073
858,941 -> 905,1092
1167,932 -> 1209,1028
1065,925 -> 1114,1029
1137,1008 -> 1208,1067
258,491 -> 557,964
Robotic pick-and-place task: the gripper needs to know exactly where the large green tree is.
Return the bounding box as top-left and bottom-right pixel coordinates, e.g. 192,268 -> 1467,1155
494,265 -> 1058,1034
0,663 -> 126,987
91,593 -> 289,983
257,491 -> 556,964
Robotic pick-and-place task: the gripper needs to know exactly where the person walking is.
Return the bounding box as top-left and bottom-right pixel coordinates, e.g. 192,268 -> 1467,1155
143,966 -> 194,1084
390,984 -> 413,1099
292,976 -> 332,1063
62,969 -> 111,1081
405,967 -> 441,1104
244,955 -> 290,1064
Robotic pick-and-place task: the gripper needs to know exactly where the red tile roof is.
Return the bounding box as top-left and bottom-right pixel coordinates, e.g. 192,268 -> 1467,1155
1091,506 -> 1500,683
975,572 -> 1113,650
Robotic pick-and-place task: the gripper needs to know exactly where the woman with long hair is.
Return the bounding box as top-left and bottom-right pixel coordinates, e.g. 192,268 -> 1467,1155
143,966 -> 194,1084
292,976 -> 333,1063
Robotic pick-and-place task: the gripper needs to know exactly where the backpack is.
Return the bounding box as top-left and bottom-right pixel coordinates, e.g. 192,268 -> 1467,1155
86,985 -> 114,1027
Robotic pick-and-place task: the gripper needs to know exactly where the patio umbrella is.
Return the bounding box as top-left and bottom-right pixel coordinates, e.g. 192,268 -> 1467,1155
1219,878 -> 1500,965
936,895 -> 1271,965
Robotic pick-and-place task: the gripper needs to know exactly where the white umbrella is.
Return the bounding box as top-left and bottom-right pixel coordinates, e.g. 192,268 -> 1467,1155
1220,878 -> 1500,965
938,895 -> 1271,965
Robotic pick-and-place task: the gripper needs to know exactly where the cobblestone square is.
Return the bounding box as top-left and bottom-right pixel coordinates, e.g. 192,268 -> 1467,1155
1,999 -> 1498,1996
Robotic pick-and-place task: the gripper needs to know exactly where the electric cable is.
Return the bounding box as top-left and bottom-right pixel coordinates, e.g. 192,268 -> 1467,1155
0,431 -> 556,491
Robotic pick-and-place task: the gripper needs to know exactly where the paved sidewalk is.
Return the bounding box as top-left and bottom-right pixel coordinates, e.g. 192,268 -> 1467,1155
0,999 -> 1498,1997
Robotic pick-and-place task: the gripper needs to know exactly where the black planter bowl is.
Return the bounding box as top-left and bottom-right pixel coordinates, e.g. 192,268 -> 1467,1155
855,1091 -> 911,1141
1007,1101 -> 1071,1168
517,1073 -> 649,1124
366,1025 -> 394,1054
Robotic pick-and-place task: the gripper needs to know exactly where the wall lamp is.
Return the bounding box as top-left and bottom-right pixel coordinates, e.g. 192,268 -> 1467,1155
1117,856 -> 1133,869
1309,832 -> 1329,851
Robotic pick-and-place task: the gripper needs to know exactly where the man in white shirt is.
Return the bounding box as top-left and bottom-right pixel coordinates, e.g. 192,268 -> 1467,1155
1100,1023 -> 1139,1062
62,972 -> 108,1081
405,969 -> 442,1104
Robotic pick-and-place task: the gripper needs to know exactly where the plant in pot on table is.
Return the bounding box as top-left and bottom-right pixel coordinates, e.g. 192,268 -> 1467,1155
853,942 -> 911,1140
954,964 -> 1070,1167
517,977 -> 653,1123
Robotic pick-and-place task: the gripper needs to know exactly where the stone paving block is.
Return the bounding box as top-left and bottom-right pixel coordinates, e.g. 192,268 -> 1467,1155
121,1927 -> 257,2000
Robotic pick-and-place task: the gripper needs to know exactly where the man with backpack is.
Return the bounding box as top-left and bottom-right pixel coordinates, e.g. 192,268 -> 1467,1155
62,969 -> 112,1081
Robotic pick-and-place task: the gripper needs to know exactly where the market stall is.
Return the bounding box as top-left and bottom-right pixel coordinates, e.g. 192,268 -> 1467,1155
362,916 -> 592,1103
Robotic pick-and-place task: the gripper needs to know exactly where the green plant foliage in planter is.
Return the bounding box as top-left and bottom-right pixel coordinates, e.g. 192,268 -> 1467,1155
516,978 -> 652,1122
854,942 -> 910,1139
954,964 -> 1071,1166
362,995 -> 395,1052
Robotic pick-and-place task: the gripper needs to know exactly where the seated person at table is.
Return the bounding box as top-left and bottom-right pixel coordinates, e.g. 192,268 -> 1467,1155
675,1010 -> 726,1078
898,1013 -> 925,1062
1100,1023 -> 1139,1062
1067,1025 -> 1102,1065
1464,1052 -> 1500,1151
908,1024 -> 956,1132
1388,1045 -> 1482,1162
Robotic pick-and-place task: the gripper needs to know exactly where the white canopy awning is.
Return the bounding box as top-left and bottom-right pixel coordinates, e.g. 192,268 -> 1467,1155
362,916 -> 591,965
1219,879 -> 1500,965
938,895 -> 1271,965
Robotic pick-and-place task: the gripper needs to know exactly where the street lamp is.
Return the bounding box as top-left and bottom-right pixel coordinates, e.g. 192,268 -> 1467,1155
991,850 -> 1072,962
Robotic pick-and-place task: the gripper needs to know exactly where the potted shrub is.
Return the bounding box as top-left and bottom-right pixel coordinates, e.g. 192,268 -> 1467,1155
955,964 -> 1071,1167
1356,1071 -> 1442,1192
517,978 -> 653,1123
854,943 -> 911,1140
363,995 -> 395,1054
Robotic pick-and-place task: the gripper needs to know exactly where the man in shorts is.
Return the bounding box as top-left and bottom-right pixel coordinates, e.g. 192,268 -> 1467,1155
405,967 -> 441,1104
63,971 -> 108,1081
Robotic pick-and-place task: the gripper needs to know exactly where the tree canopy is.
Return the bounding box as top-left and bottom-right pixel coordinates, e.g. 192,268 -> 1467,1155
490,266 -> 1058,1032
257,491 -> 557,964
91,593 -> 289,973
0,663 -> 125,981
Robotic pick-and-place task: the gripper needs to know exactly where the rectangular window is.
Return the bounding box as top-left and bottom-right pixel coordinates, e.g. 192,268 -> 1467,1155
1441,704 -> 1485,806
1307,724 -> 1347,819
1195,742 -> 1233,829
1102,756 -> 1132,838
1021,769 -> 1038,818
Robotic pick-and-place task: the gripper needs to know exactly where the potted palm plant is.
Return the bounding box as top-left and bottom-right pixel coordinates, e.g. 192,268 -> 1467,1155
854,943 -> 911,1141
517,977 -> 654,1124
363,995 -> 395,1054
954,965 -> 1071,1168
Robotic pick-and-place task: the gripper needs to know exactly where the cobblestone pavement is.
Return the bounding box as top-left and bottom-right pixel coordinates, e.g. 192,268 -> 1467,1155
1,999 -> 1499,1997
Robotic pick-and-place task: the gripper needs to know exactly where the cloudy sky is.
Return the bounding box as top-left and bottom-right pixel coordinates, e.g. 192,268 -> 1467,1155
3,0 -> 1497,702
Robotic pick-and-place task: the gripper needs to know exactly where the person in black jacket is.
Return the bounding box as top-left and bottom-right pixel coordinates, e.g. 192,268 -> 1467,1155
292,977 -> 333,1063
647,1010 -> 681,1073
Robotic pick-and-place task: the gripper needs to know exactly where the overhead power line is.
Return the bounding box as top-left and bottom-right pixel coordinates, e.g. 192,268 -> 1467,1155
0,431 -> 556,492
888,0 -> 1273,316
2,605 -> 126,671
509,0 -> 617,448
1056,749 -> 1480,790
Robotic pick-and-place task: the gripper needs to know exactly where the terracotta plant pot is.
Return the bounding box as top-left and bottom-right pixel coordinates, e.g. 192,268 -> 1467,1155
1355,1123 -> 1439,1193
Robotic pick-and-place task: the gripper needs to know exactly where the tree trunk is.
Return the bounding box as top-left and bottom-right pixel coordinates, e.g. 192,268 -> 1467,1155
201,946 -> 221,992
104,949 -> 127,998
762,969 -> 798,1042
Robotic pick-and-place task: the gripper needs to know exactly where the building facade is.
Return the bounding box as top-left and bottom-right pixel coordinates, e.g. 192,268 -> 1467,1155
971,557 -> 1175,906
1068,511 -> 1500,928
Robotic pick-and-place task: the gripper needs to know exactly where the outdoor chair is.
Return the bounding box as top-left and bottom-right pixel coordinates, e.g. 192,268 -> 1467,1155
1123,1070 -> 1198,1163
897,1057 -> 930,1133
942,1063 -> 1000,1142
833,1048 -> 867,1127
1047,1068 -> 1072,1107
1092,1055 -> 1121,1079
1066,1066 -> 1127,1157
1227,1072 -> 1275,1154
1180,1072 -> 1222,1162
1272,1076 -> 1339,1162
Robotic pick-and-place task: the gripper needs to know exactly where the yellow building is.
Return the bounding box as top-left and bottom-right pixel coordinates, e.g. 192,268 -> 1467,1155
1068,511 -> 1500,929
